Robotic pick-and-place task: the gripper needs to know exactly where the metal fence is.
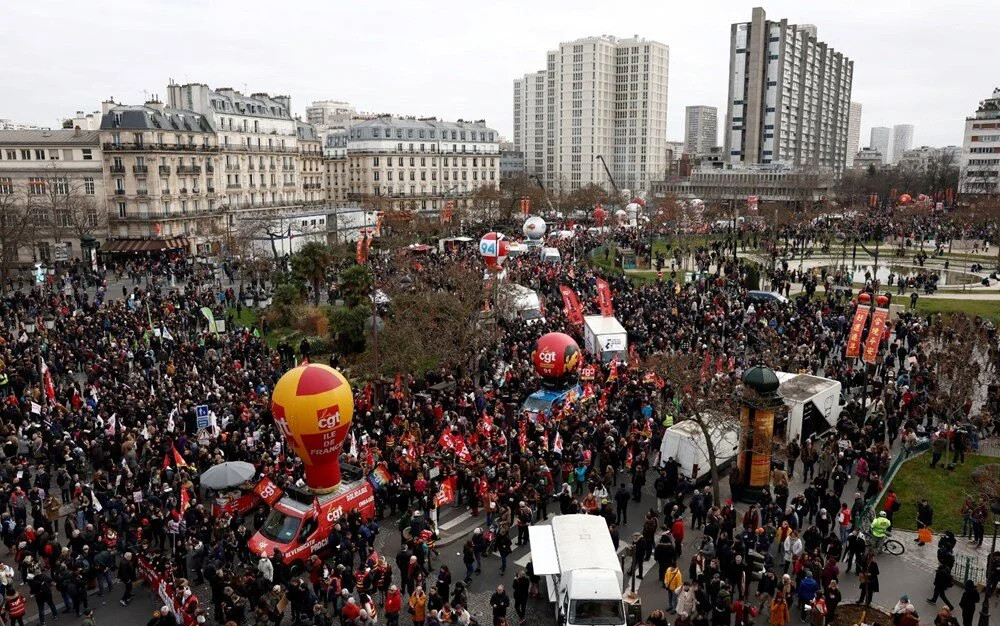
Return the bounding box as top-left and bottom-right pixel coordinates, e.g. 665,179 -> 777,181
858,439 -> 930,529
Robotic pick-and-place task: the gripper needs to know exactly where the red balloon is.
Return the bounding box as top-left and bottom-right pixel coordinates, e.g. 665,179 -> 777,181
898,194 -> 912,206
532,332 -> 581,380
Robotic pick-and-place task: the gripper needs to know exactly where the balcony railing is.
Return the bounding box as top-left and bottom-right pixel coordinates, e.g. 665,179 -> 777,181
114,189 -> 125,195
179,188 -> 188,194
177,166 -> 202,174
136,189 -> 149,196
283,182 -> 295,187
133,165 -> 148,174
226,183 -> 241,189
207,186 -> 215,193
103,142 -> 219,153
205,165 -> 215,173
225,165 -> 240,172
109,165 -> 126,174
158,165 -> 171,175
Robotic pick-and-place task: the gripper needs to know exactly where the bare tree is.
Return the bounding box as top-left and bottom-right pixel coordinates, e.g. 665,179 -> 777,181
35,165 -> 103,260
0,188 -> 33,290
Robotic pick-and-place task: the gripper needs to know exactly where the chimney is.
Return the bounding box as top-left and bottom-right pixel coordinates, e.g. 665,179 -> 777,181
102,99 -> 117,114
74,126 -> 81,137
146,99 -> 166,115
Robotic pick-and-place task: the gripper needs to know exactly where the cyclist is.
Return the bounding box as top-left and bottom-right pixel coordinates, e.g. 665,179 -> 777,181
870,511 -> 892,551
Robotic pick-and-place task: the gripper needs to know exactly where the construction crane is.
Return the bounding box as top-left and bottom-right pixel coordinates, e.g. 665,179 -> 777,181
594,155 -> 622,200
528,174 -> 556,214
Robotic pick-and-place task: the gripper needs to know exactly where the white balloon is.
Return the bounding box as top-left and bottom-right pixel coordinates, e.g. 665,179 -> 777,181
522,216 -> 547,240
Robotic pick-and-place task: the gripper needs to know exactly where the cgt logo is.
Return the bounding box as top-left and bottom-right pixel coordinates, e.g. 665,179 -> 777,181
538,348 -> 556,365
325,505 -> 344,523
316,407 -> 342,430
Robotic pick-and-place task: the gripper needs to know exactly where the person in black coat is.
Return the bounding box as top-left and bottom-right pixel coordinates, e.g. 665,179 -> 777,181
958,579 -> 979,626
927,563 -> 954,610
490,584 -> 510,626
512,571 -> 530,623
655,535 -> 678,586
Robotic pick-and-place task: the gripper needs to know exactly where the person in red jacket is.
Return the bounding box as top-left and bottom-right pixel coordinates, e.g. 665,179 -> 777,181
6,588 -> 26,626
384,585 -> 402,626
671,517 -> 685,556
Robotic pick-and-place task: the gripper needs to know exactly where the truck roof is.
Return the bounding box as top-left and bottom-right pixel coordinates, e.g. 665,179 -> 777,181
583,315 -> 626,335
775,372 -> 840,403
550,514 -> 622,574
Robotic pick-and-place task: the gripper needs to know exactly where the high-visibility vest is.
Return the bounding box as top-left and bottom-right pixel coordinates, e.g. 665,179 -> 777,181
662,414 -> 674,428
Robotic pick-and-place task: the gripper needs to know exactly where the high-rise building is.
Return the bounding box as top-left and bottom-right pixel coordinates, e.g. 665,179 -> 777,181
724,7 -> 853,172
305,100 -> 356,128
959,88 -> 1000,196
513,35 -> 669,194
684,106 -> 718,156
891,124 -> 913,165
869,127 -> 891,164
846,102 -> 862,167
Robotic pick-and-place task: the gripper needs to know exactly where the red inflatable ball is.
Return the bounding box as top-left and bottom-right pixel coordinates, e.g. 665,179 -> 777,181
917,193 -> 928,202
532,332 -> 581,380
898,193 -> 913,206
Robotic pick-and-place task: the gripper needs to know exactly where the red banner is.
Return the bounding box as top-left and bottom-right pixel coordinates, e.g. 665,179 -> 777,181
596,278 -> 614,317
845,305 -> 870,358
862,307 -> 890,365
520,196 -> 531,216
252,475 -> 284,507
559,285 -> 584,326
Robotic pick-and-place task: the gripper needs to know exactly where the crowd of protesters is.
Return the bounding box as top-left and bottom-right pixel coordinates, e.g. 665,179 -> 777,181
0,206 -> 994,626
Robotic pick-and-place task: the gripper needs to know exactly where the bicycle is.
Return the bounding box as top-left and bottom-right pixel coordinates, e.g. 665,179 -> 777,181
861,530 -> 905,556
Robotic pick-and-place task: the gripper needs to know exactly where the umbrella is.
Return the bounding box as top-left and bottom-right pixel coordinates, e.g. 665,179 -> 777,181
200,461 -> 256,490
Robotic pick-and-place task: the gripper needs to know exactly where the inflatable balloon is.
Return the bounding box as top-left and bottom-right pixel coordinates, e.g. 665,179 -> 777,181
630,197 -> 646,207
523,216 -> 546,240
271,364 -> 354,493
917,193 -> 928,202
479,232 -> 509,271
593,205 -> 607,226
898,193 -> 913,206
532,332 -> 581,386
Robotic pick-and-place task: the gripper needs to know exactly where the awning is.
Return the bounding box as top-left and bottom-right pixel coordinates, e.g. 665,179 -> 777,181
99,237 -> 189,253
406,244 -> 432,253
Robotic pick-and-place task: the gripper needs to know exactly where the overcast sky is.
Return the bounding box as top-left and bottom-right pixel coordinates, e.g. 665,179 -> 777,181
2,0 -> 994,149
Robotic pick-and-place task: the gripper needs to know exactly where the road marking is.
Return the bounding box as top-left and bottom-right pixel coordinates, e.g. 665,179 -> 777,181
439,511 -> 474,532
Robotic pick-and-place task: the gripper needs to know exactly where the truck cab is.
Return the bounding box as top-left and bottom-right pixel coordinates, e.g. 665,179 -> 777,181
250,464 -> 375,568
521,385 -> 582,422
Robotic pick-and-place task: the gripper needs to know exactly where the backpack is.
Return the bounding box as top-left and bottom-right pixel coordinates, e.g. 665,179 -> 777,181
891,499 -> 901,512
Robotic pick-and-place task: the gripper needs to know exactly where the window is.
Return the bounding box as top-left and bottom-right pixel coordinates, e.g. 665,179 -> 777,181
35,149 -> 45,160
52,179 -> 69,195
0,178 -> 12,194
28,177 -> 45,194
4,150 -> 14,160
20,150 -> 30,160
118,202 -> 126,218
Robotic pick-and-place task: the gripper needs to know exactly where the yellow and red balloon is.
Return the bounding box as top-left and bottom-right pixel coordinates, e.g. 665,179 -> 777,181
271,364 -> 354,493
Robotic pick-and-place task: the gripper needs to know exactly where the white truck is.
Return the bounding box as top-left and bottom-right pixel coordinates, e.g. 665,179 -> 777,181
774,372 -> 844,444
529,514 -> 626,626
658,419 -> 741,484
583,315 -> 628,364
497,283 -> 544,325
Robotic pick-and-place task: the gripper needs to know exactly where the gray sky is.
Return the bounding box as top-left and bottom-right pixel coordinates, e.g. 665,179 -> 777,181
2,0 -> 993,149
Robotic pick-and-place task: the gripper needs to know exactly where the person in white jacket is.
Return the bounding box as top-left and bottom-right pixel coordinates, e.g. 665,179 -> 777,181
676,581 -> 698,617
782,531 -> 803,574
257,551 -> 274,582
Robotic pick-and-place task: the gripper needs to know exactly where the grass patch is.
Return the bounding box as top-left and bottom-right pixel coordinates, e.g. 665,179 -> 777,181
878,453 -> 996,532
914,298 -> 1000,322
227,307 -> 260,329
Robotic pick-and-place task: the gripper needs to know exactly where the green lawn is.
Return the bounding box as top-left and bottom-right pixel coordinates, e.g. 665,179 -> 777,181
878,453 -> 996,532
914,298 -> 1000,322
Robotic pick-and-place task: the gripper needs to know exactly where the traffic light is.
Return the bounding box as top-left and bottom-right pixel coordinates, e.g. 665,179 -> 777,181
747,548 -> 767,581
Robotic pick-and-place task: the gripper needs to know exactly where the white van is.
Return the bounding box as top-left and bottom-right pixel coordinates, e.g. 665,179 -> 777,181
541,247 -> 561,264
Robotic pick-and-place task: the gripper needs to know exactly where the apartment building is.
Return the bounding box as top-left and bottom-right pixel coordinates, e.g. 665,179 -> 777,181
684,106 -> 718,156
725,8 -> 853,173
869,127 -> 891,164
513,35 -> 669,194
324,129 -> 349,206
959,87 -> 1000,196
846,102 -> 862,167
335,117 -> 500,212
891,124 -> 914,165
98,101 -> 221,254
296,121 -> 325,204
0,128 -> 107,264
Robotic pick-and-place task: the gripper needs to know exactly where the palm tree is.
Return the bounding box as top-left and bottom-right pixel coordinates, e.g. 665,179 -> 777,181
339,265 -> 374,308
290,241 -> 332,305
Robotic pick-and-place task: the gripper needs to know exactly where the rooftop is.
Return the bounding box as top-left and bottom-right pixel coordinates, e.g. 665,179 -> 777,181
100,104 -> 214,133
0,129 -> 100,145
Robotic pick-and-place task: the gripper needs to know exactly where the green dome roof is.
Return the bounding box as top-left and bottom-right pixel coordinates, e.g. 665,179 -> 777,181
743,365 -> 780,394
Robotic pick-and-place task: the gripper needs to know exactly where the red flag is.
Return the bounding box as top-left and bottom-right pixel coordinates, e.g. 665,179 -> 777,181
624,447 -> 634,469
40,359 -> 56,403
163,453 -> 171,470
434,476 -> 458,507
477,476 -> 489,497
700,351 -> 712,382
180,487 -> 191,515
479,414 -> 494,435
580,364 -> 597,381
599,386 -> 610,411
497,430 -> 508,448
518,425 -> 528,452
438,432 -> 456,450
456,440 -> 472,463
596,278 -> 614,317
553,431 -> 564,454
171,444 -> 188,467
559,285 -> 585,326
